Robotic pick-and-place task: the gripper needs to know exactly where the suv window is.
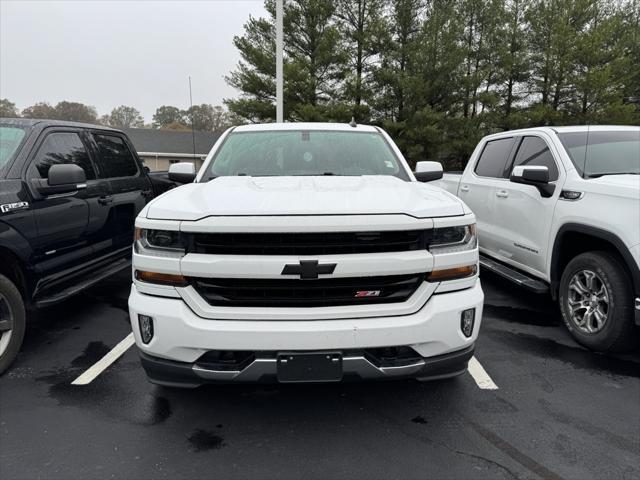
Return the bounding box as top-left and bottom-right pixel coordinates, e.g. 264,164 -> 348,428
31,132 -> 96,180
474,138 -> 514,178
93,134 -> 138,178
512,136 -> 559,181
558,130 -> 640,177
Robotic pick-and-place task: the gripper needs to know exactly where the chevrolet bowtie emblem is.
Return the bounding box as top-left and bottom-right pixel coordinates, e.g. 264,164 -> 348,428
281,260 -> 337,279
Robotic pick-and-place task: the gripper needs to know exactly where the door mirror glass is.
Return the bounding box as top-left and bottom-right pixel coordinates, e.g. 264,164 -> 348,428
414,161 -> 443,182
510,165 -> 555,197
168,162 -> 196,183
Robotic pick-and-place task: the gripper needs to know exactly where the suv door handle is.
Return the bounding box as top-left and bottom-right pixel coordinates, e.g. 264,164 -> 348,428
141,189 -> 153,198
460,185 -> 469,192
496,190 -> 509,198
98,195 -> 114,205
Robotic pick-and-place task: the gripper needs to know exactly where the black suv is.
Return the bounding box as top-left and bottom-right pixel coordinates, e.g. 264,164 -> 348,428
0,118 -> 175,373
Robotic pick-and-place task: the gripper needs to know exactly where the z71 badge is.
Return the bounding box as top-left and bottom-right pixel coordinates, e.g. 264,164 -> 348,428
0,202 -> 30,214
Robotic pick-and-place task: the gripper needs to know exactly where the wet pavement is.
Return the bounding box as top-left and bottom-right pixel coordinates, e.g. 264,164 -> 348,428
1,270 -> 639,480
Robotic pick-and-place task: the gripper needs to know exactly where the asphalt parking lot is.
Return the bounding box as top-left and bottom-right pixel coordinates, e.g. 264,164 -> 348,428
1,271 -> 638,480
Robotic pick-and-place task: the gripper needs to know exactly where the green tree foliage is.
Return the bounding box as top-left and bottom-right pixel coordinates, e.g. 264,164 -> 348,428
0,99 -> 19,118
21,102 -> 57,119
102,105 -> 144,128
49,101 -> 98,123
335,0 -> 386,120
21,101 -> 98,123
227,0 -> 639,168
226,0 -> 349,122
152,104 -> 238,131
153,105 -> 185,128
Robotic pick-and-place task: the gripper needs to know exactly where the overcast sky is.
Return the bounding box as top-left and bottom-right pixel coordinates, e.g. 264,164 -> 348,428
0,0 -> 267,121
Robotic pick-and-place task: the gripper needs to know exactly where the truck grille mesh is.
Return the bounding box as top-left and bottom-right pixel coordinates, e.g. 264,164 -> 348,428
190,274 -> 424,308
190,230 -> 426,255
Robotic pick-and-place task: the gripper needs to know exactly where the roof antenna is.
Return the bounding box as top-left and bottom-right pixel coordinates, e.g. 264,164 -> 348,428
188,76 -> 196,161
349,117 -> 357,128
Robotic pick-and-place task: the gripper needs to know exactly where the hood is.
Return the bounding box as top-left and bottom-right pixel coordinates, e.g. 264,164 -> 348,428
146,175 -> 465,221
582,174 -> 640,200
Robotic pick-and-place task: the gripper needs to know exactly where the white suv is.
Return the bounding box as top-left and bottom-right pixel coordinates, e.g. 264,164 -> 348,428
437,126 -> 640,352
128,123 -> 483,387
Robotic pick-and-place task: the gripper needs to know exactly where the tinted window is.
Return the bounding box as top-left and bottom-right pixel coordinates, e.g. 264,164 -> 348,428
0,126 -> 28,173
474,138 -> 514,178
203,130 -> 409,181
558,130 -> 640,177
32,132 -> 95,180
512,136 -> 559,181
93,134 -> 138,178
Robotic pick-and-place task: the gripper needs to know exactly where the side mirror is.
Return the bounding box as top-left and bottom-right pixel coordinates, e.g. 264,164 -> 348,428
510,165 -> 555,197
169,162 -> 196,183
414,161 -> 443,182
34,164 -> 87,196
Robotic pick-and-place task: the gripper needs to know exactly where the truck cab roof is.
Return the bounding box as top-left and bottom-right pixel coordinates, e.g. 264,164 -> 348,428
232,122 -> 380,133
0,117 -> 121,132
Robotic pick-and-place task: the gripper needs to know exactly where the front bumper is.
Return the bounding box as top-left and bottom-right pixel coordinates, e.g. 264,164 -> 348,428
138,344 -> 475,387
128,280 -> 483,385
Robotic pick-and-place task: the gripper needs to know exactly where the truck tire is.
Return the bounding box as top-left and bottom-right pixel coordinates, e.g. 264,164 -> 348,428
0,273 -> 26,375
559,251 -> 637,352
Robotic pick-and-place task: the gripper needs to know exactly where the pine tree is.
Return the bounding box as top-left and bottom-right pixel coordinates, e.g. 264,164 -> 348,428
335,0 -> 386,120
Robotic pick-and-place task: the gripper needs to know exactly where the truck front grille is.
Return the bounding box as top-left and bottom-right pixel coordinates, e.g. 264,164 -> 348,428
190,274 -> 424,308
190,230 -> 426,255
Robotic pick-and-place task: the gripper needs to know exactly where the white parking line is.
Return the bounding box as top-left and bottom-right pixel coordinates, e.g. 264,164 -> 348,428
71,333 -> 135,385
468,356 -> 498,390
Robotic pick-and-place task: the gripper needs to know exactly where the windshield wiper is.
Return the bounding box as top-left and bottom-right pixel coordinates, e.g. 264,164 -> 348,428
587,172 -> 639,178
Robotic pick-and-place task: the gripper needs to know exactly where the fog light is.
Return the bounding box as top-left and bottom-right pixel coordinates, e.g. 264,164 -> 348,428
460,308 -> 475,337
138,314 -> 154,344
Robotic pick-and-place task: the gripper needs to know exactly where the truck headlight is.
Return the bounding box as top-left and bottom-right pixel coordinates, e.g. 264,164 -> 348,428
134,228 -> 185,256
429,224 -> 477,254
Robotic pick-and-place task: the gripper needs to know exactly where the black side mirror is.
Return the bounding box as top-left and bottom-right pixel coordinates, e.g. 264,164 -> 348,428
33,164 -> 87,196
510,166 -> 555,198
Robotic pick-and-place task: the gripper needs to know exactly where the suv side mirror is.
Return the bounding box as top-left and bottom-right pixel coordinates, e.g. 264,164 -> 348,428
169,162 -> 196,183
510,165 -> 555,198
33,164 -> 87,196
414,161 -> 443,182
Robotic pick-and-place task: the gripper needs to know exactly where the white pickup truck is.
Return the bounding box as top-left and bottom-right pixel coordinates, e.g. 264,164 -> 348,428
128,122 -> 483,387
436,125 -> 640,352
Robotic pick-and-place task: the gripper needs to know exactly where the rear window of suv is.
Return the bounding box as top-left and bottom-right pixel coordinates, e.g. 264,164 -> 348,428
474,137 -> 514,178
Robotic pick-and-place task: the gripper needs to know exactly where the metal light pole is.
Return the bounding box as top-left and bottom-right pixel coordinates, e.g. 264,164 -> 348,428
275,0 -> 284,123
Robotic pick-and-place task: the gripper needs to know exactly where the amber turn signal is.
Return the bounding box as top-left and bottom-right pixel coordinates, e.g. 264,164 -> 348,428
135,270 -> 188,286
427,264 -> 477,282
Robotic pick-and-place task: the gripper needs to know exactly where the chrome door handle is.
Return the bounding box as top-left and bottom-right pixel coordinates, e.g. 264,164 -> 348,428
496,190 -> 509,198
460,185 -> 469,192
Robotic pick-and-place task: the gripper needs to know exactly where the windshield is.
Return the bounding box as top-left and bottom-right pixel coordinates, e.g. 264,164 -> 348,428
558,130 -> 640,178
0,126 -> 28,174
202,130 -> 409,181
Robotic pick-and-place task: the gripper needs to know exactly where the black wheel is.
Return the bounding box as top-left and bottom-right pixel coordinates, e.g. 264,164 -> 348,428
0,273 -> 26,374
559,251 -> 637,352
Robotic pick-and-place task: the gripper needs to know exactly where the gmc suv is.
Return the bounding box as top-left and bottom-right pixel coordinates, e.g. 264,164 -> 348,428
437,126 -> 640,352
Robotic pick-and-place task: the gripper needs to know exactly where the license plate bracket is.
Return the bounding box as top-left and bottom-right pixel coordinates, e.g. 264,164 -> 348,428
277,352 -> 343,383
